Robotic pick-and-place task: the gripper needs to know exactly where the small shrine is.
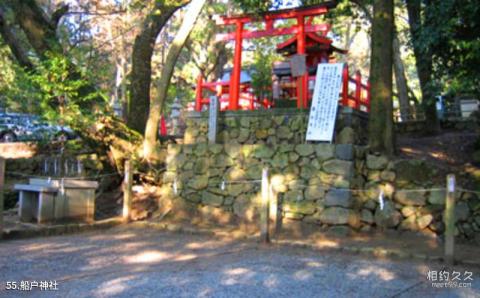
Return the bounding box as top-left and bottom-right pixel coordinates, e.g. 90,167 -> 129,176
194,2 -> 370,112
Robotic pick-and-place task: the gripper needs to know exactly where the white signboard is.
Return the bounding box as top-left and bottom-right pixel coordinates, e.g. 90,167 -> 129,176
306,63 -> 344,142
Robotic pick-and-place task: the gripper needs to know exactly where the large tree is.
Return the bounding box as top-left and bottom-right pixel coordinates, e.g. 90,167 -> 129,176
405,0 -> 439,133
143,0 -> 207,159
127,0 -> 190,133
368,0 -> 395,155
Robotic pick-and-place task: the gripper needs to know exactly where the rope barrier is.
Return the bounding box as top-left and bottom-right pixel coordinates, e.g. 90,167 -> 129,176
457,188 -> 480,196
5,169 -> 480,196
5,171 -> 120,180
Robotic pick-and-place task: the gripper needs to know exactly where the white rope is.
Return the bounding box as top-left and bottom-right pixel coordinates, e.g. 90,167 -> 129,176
5,171 -> 119,180
457,188 -> 480,196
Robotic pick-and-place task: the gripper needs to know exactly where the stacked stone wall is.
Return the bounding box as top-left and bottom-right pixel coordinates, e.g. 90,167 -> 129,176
162,143 -> 480,239
183,107 -> 368,145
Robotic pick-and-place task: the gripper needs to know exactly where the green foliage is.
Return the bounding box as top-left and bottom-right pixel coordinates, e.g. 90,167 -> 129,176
0,45 -> 41,113
417,0 -> 480,96
231,0 -> 278,13
28,52 -> 107,125
250,39 -> 281,100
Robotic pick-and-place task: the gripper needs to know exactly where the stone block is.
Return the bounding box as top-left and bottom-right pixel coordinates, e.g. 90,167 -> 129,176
202,191 -> 224,207
278,126 -> 293,139
272,153 -> 289,168
417,214 -> 433,230
295,144 -> 315,156
455,202 -> 470,222
284,189 -> 304,202
399,215 -> 418,231
374,201 -> 401,228
360,209 -> 374,224
188,176 -> 209,190
335,144 -> 354,161
394,190 -> 427,206
315,144 -> 335,161
337,127 -> 355,144
401,206 -> 416,217
284,212 -> 304,220
304,185 -> 326,201
253,146 -> 275,159
380,171 -> 396,182
325,189 -> 353,208
366,154 -> 389,170
283,201 -> 316,215
319,207 -> 351,225
233,194 -> 257,221
300,165 -> 317,180
427,190 -> 446,205
237,129 -> 250,143
322,159 -> 353,178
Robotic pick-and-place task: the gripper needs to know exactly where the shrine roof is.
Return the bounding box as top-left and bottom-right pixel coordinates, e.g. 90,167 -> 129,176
276,32 -> 347,56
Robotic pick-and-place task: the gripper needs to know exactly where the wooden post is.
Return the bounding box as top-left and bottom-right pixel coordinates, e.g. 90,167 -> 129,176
208,96 -> 219,144
122,160 -> 133,222
444,174 -> 456,265
269,184 -> 282,236
260,167 -> 270,243
0,158 -> 4,239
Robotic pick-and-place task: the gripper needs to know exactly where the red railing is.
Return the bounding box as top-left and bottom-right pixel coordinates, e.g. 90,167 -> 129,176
195,75 -> 272,112
194,64 -> 370,112
341,65 -> 370,112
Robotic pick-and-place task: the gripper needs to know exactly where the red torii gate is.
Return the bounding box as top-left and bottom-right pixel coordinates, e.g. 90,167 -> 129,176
214,2 -> 337,110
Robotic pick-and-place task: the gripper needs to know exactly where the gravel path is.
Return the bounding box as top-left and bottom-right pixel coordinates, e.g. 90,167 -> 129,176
0,226 -> 479,298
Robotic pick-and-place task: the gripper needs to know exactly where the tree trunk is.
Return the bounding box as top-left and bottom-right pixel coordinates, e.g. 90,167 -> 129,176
143,0 -> 207,160
127,1 -> 187,134
3,0 -> 142,167
393,30 -> 410,121
368,0 -> 395,156
406,0 -> 440,133
6,0 -> 61,56
0,8 -> 34,70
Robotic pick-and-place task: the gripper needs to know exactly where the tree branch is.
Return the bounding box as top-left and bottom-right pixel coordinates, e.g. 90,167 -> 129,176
51,4 -> 69,29
0,7 -> 34,70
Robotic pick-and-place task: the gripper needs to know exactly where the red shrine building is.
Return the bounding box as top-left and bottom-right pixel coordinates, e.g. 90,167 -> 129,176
194,2 -> 370,113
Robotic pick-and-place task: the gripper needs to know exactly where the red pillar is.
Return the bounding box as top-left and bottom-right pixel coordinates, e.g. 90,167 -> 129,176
342,65 -> 349,107
160,116 -> 167,136
355,71 -> 362,109
296,16 -> 308,109
229,21 -> 244,111
195,75 -> 203,112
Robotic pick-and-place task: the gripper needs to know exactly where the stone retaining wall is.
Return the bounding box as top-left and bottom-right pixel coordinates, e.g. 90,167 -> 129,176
162,143 -> 480,240
183,107 -> 368,145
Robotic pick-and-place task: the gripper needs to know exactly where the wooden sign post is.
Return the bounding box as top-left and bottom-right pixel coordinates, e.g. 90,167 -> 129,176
208,96 -> 219,144
444,174 -> 456,265
123,160 -> 133,223
260,167 -> 270,244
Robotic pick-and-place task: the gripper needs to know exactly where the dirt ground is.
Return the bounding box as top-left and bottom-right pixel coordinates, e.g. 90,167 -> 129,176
0,226 -> 479,298
397,130 -> 479,172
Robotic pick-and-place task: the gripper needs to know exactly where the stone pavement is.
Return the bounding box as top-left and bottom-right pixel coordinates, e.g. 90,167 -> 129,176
0,226 -> 479,297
